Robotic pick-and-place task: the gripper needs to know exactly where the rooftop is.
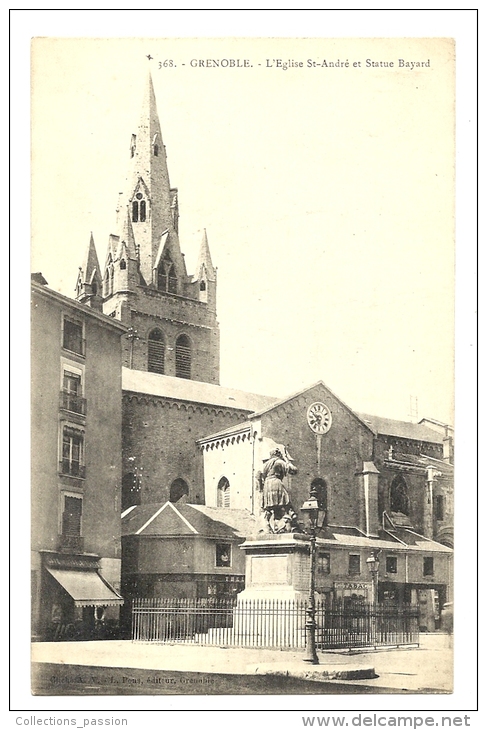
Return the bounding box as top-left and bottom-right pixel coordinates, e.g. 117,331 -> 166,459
122,368 -> 278,412
357,413 -> 444,444
122,501 -> 259,539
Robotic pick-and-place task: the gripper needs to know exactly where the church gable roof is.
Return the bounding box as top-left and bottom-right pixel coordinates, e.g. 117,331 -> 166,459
250,380 -> 376,435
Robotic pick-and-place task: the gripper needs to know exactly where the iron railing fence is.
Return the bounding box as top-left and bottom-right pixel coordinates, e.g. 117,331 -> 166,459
132,597 -> 419,650
316,600 -> 420,649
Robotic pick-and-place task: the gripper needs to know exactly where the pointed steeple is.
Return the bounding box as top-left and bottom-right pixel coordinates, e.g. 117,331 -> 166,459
195,229 -> 216,282
76,233 -> 103,310
117,208 -> 138,261
121,72 -> 181,285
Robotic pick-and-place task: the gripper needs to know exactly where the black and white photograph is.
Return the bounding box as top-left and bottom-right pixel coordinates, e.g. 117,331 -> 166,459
11,9 -> 478,724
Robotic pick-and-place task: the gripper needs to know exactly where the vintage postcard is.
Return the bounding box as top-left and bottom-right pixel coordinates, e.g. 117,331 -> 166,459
23,29 -> 473,716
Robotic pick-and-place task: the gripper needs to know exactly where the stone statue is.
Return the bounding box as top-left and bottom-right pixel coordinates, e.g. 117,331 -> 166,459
256,446 -> 299,533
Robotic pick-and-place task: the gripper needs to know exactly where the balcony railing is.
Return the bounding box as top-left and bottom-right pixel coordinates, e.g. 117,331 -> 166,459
60,390 -> 87,415
58,534 -> 85,553
59,461 -> 86,479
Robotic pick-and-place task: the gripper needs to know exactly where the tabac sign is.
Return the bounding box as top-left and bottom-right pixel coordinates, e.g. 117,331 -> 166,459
334,581 -> 372,592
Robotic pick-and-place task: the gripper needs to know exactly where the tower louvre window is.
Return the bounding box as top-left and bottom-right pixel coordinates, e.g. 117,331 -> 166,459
140,200 -> 146,222
148,329 -> 165,374
132,201 -> 138,223
175,334 -> 191,379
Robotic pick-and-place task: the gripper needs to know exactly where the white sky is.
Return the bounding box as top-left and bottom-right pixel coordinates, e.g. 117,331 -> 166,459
31,36 -> 456,423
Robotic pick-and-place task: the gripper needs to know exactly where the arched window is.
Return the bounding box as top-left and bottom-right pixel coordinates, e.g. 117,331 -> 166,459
170,478 -> 189,503
175,334 -> 191,379
132,193 -> 146,223
109,266 -> 114,294
390,475 -> 409,515
311,477 -> 327,519
148,329 -> 165,374
217,477 -> 230,508
120,259 -> 126,270
154,144 -> 159,157
199,280 -> 206,292
157,252 -> 178,294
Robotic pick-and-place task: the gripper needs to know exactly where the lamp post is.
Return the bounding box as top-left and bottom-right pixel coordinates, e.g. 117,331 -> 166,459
301,486 -> 320,665
366,549 -> 381,605
366,549 -> 381,646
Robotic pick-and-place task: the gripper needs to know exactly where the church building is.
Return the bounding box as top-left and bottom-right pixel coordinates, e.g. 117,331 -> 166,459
62,72 -> 453,633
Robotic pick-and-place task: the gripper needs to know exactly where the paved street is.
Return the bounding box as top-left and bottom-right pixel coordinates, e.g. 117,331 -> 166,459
31,633 -> 452,695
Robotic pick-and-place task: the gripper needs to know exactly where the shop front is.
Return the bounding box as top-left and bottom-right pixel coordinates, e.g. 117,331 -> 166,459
40,552 -> 123,641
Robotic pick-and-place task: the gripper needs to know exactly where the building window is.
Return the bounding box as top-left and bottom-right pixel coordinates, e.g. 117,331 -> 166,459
62,317 -> 84,356
132,193 -> 146,223
61,426 -> 84,477
215,543 -> 231,568
154,144 -> 159,157
175,334 -> 191,379
157,252 -> 178,294
170,478 -> 189,503
120,259 -> 126,270
423,557 -> 434,576
386,556 -> 398,574
390,475 -> 409,515
317,553 -> 330,574
435,494 -> 444,521
348,554 -> 361,575
62,495 -> 82,537
200,280 -> 206,292
61,370 -> 85,415
217,477 -> 230,508
147,329 -> 165,374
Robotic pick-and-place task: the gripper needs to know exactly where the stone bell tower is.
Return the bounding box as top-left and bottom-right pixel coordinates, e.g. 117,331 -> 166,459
76,72 -> 220,384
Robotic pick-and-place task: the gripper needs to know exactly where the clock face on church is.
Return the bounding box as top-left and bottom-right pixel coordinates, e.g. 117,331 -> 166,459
307,402 -> 332,434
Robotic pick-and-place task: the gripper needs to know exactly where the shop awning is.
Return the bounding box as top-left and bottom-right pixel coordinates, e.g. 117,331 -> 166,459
46,568 -> 124,607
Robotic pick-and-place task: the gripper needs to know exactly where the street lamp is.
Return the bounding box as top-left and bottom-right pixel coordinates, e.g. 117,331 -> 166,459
301,486 -> 320,665
366,549 -> 381,605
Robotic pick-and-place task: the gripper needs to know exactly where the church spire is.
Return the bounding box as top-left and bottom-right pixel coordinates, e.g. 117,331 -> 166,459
123,72 -> 180,285
75,233 -> 102,310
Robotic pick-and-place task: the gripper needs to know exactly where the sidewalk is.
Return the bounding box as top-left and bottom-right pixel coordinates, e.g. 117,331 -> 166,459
31,633 -> 453,694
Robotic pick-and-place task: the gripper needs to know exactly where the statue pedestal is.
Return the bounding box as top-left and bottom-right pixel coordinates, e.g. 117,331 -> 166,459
238,533 -> 312,601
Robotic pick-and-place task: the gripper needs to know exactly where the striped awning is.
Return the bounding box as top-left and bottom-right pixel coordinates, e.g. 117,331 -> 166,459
46,568 -> 124,607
